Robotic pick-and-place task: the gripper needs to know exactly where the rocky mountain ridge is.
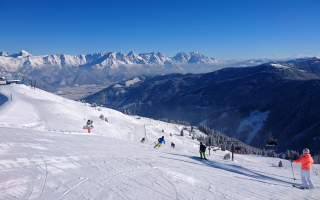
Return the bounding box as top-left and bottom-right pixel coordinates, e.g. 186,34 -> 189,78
0,50 -> 217,72
0,50 -> 218,93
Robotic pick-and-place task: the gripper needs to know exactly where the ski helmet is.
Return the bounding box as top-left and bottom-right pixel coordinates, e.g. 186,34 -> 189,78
200,142 -> 203,145
162,136 -> 164,138
303,148 -> 310,154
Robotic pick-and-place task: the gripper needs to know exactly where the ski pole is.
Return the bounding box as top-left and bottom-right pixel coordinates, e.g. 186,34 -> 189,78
291,162 -> 296,180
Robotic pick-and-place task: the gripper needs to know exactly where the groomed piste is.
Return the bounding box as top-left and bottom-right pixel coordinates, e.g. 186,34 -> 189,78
0,84 -> 319,199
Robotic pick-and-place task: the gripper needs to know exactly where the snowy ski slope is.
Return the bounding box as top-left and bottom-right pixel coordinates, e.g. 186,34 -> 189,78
0,84 -> 319,199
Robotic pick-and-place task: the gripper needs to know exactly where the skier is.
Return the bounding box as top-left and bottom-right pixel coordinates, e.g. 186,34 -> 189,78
154,136 -> 165,148
171,142 -> 175,148
141,137 -> 145,143
199,142 -> 207,160
291,148 -> 316,189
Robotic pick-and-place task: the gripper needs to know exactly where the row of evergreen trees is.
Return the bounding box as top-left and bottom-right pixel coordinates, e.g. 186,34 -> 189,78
160,118 -> 190,126
123,109 -> 131,115
198,124 -> 262,155
197,123 -> 320,164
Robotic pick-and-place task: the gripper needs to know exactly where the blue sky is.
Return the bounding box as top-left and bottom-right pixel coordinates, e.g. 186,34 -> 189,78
0,0 -> 319,60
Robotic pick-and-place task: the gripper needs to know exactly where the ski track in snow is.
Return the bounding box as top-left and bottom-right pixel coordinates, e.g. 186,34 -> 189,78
0,84 -> 320,200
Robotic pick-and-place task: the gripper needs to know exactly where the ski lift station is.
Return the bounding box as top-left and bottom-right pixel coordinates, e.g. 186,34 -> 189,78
0,77 -> 21,85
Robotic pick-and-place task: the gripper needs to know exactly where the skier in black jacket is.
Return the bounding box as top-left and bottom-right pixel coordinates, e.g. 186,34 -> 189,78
200,142 -> 207,160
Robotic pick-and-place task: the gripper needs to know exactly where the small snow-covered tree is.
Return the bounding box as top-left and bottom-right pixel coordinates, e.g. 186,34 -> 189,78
222,143 -> 226,150
127,110 -> 130,115
314,154 -> 320,164
105,117 -> 108,122
285,150 -> 291,160
278,161 -> 283,167
99,114 -> 104,120
224,153 -> 230,160
180,130 -> 184,136
123,110 -> 127,115
98,108 -> 102,111
92,103 -> 97,107
262,148 -> 267,156
291,150 -> 300,160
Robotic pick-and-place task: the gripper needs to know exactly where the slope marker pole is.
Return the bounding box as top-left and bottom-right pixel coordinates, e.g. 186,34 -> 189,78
291,162 -> 296,180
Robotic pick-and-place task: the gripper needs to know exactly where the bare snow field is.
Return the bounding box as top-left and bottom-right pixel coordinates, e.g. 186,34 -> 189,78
0,84 -> 319,199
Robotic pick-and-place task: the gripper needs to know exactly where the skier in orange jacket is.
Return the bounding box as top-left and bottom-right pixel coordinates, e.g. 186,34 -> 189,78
292,148 -> 316,189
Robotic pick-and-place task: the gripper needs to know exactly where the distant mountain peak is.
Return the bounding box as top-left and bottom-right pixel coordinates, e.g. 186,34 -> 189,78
19,50 -> 31,56
173,52 -> 216,63
0,51 -> 9,56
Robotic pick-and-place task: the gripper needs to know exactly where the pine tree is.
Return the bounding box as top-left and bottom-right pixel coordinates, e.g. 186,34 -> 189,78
285,150 -> 291,160
262,148 -> 267,156
224,153 -> 230,160
99,114 -> 104,120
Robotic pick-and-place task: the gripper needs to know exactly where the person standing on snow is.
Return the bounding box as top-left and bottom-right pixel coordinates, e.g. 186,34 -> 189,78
154,136 -> 165,148
200,142 -> 207,160
291,148 -> 316,189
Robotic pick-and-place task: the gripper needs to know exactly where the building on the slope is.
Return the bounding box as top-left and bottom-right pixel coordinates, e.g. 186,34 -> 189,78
0,77 -> 20,85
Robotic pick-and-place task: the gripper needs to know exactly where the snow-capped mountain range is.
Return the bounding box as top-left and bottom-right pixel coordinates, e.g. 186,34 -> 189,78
0,50 -> 217,72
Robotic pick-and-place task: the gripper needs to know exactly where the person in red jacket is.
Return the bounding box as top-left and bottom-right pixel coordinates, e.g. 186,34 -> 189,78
292,148 -> 316,189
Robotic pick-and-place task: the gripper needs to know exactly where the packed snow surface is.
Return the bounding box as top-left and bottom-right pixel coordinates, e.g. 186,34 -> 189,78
0,84 -> 319,199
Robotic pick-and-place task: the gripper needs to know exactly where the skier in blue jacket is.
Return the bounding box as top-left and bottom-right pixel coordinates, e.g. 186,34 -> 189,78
154,136 -> 165,148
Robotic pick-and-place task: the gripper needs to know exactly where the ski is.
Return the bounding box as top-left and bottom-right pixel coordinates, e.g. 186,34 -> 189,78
195,156 -> 208,160
292,185 -> 309,190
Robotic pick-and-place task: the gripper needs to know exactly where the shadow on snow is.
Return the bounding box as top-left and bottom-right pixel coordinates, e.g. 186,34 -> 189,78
162,153 -> 296,187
